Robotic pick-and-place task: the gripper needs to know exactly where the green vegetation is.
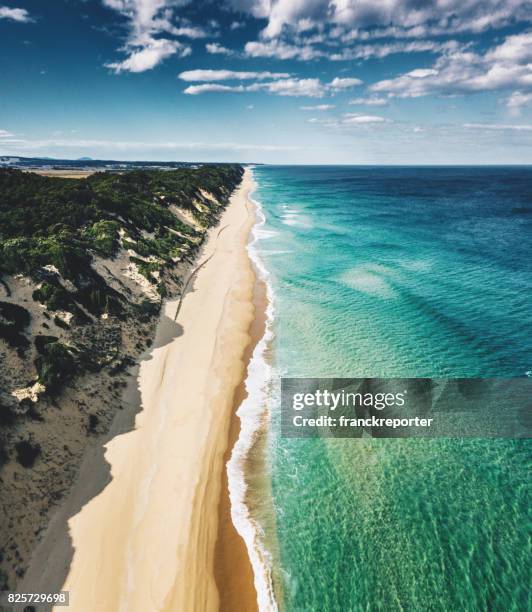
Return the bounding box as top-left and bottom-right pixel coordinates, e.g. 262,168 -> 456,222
0,165 -> 243,310
0,164 -> 243,399
34,341 -> 77,395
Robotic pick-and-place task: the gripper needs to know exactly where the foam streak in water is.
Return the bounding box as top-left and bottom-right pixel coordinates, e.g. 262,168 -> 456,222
226,173 -> 279,612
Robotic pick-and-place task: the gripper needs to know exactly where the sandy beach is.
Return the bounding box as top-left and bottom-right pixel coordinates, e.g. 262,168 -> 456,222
22,169 -> 259,611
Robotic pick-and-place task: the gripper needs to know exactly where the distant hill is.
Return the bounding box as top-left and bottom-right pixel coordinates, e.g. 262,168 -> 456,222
0,155 -> 207,171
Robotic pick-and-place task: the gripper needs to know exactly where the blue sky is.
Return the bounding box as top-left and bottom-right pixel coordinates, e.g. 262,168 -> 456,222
1,0 -> 532,163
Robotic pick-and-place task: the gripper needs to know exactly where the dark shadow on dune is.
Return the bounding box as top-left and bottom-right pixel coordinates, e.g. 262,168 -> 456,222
15,223 -> 226,611
15,309 -> 185,612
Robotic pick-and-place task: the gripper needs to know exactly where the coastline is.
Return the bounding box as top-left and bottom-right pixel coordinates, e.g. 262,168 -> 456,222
226,193 -> 280,612
20,168 -> 259,611
213,267 -> 267,612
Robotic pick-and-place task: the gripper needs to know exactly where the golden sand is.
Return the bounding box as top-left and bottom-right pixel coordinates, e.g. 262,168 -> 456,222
52,169 -> 258,611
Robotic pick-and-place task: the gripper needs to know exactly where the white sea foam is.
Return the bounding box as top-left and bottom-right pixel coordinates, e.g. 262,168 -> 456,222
281,212 -> 314,228
227,172 -> 279,612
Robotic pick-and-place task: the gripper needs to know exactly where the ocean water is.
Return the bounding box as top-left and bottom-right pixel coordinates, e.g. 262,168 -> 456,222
247,166 -> 531,612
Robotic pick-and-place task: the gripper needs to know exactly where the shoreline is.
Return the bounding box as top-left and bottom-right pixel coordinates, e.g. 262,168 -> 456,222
213,265 -> 267,612
226,193 -> 280,612
20,168 -> 259,611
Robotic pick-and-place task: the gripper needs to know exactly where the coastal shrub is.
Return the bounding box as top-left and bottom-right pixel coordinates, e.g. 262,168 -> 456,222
34,334 -> 59,355
129,256 -> 162,282
53,315 -> 70,330
135,299 -> 160,321
0,165 -> 242,242
33,282 -> 93,324
73,283 -> 124,318
0,165 -> 242,287
15,439 -> 41,468
35,341 -> 76,395
32,282 -> 73,311
83,220 -> 120,257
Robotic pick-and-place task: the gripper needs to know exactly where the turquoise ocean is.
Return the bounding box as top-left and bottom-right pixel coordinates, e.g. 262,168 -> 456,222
232,166 -> 531,612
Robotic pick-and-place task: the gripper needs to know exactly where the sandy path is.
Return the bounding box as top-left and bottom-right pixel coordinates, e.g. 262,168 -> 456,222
54,169 -> 257,612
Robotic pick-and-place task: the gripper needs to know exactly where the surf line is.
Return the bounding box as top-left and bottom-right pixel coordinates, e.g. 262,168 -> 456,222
174,224 -> 228,322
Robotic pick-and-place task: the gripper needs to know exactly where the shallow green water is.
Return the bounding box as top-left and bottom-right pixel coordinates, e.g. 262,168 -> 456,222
252,166 -> 531,611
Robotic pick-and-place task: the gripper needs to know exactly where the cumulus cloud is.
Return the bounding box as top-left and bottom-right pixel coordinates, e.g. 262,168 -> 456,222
244,37 -> 461,62
244,39 -> 322,60
349,96 -> 388,106
0,6 -> 32,22
329,77 -> 362,89
178,69 -> 290,81
205,42 -> 233,55
266,78 -> 325,96
371,32 -> 532,97
102,0 -> 199,72
228,0 -> 532,39
506,91 -> 532,111
107,36 -> 189,73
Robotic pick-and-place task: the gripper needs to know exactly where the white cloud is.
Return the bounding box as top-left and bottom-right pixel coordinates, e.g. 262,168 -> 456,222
371,32 -> 532,97
486,32 -> 532,63
0,6 -> 31,22
463,122 -> 532,131
244,39 -> 323,60
506,91 -> 532,111
166,25 -> 208,39
343,113 -> 388,124
308,112 -> 389,128
349,96 -> 388,106
329,77 -> 362,90
408,69 -> 439,78
300,104 -> 335,110
184,77 -> 326,97
229,0 -> 532,39
107,37 -> 189,73
244,37 -> 461,62
205,42 -> 233,55
183,83 -> 246,95
182,74 -> 363,98
102,0 -> 197,72
266,77 -> 325,96
178,69 -> 290,81
329,40 -> 461,61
